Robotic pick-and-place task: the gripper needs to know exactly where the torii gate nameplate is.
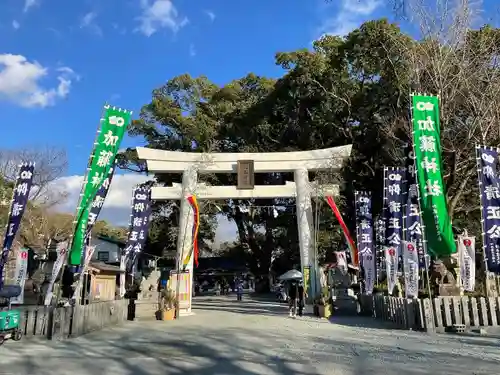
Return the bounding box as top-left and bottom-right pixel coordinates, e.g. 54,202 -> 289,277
237,160 -> 255,189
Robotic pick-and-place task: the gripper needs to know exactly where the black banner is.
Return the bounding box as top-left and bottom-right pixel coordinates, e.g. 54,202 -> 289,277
383,167 -> 405,262
0,163 -> 35,287
477,146 -> 500,273
404,144 -> 426,268
124,185 -> 153,271
354,191 -> 375,293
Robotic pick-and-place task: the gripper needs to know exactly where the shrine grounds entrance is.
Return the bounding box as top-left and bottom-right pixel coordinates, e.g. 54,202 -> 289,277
136,146 -> 352,315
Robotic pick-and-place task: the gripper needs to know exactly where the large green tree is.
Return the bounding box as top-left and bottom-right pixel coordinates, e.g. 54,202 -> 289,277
123,14 -> 500,279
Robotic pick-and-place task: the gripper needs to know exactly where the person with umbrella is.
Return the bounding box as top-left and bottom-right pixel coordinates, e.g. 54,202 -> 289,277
278,270 -> 303,318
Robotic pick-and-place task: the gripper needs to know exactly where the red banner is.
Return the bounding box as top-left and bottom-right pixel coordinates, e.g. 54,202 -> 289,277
325,196 -> 359,266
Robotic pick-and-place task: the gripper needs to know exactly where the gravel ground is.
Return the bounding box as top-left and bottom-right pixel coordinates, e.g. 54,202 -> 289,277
0,295 -> 499,375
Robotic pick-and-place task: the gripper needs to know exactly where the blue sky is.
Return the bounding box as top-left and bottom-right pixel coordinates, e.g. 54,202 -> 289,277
0,0 -> 495,243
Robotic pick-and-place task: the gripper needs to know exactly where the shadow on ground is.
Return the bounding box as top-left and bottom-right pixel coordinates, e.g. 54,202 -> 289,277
2,321 -> 499,375
1,296 -> 500,374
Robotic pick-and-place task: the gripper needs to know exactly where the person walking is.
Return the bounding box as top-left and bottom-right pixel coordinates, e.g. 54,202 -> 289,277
297,281 -> 306,317
287,280 -> 298,317
236,280 -> 244,301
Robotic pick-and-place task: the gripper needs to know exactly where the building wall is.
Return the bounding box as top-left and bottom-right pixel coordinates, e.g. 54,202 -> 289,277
91,274 -> 116,301
90,238 -> 121,263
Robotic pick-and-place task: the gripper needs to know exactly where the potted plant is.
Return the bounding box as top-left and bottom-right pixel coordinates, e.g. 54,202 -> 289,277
156,288 -> 177,321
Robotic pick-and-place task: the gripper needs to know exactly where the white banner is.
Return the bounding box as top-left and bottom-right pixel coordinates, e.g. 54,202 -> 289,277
458,235 -> 475,292
362,254 -> 375,295
11,248 -> 29,304
72,245 -> 96,304
44,241 -> 68,306
119,254 -> 127,298
334,251 -> 348,274
402,241 -> 419,298
385,246 -> 398,295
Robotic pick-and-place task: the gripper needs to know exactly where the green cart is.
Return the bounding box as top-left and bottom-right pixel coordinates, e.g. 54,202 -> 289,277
0,285 -> 23,345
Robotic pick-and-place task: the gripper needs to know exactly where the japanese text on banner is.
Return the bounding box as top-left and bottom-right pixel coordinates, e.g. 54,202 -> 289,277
384,167 -> 405,261
124,186 -> 153,271
68,106 -> 131,265
411,95 -> 456,256
0,163 -> 35,288
84,162 -> 116,243
385,246 -> 398,295
402,241 -> 419,298
458,236 -> 476,291
477,147 -> 500,272
404,144 -> 426,268
355,191 -> 375,294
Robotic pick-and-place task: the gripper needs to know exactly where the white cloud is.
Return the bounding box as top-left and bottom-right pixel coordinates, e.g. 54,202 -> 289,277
205,10 -> 216,22
189,43 -> 196,57
51,173 -> 150,225
23,0 -> 39,13
50,173 -> 238,240
318,0 -> 383,38
136,0 -> 188,37
0,54 -> 79,108
80,12 -> 102,36
12,20 -> 20,30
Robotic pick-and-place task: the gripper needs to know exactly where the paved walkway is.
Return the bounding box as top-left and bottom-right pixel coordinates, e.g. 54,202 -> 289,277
0,295 -> 499,374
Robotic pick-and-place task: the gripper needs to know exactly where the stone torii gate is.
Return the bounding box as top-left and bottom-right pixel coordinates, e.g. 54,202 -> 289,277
136,145 -> 352,315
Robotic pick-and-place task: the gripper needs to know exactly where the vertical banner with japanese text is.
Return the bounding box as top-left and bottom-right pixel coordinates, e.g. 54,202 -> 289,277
375,216 -> 385,282
11,248 -> 28,304
476,146 -> 500,272
84,161 -> 116,243
402,241 -> 419,298
72,245 -> 96,303
404,144 -> 426,268
384,167 -> 405,261
411,94 -> 456,256
0,163 -> 35,288
458,235 -> 475,291
385,246 -> 398,295
44,241 -> 68,306
354,191 -> 375,294
68,106 -> 132,265
124,185 -> 153,272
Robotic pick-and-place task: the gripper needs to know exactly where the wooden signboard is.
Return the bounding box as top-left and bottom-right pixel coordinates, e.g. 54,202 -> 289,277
237,160 -> 255,189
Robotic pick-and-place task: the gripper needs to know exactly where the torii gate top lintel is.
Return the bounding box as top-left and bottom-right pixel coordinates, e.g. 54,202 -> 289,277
135,145 -> 352,174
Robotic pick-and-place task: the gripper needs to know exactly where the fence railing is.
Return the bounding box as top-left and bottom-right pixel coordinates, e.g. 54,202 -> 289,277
17,299 -> 128,340
359,294 -> 500,333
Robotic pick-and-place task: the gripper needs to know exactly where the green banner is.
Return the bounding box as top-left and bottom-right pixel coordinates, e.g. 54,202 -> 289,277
68,105 -> 132,265
411,94 -> 456,257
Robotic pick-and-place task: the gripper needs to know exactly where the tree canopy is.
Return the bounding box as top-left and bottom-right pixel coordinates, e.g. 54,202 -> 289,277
122,15 -> 500,279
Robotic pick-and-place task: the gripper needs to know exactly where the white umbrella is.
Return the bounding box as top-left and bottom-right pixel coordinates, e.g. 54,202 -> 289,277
278,269 -> 303,281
